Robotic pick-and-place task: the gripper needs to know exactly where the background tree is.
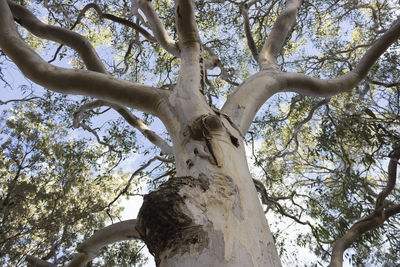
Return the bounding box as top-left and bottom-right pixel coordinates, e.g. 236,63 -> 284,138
0,100 -> 148,266
0,0 -> 400,266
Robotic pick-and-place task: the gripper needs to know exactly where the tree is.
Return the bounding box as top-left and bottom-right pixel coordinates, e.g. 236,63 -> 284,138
0,0 -> 399,266
0,101 -> 148,266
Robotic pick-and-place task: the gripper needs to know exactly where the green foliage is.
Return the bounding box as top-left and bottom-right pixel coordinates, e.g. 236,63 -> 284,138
0,102 -> 146,266
251,85 -> 400,265
2,0 -> 400,266
101,242 -> 148,267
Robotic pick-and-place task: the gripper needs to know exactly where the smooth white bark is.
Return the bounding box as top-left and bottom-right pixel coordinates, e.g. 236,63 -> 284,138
0,0 -> 169,118
66,220 -> 140,267
145,125 -> 282,266
175,0 -> 201,49
258,0 -> 303,70
223,16 -> 400,134
8,1 -> 107,73
138,0 -> 180,57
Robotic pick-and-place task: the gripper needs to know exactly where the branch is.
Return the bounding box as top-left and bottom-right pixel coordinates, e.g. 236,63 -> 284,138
204,48 -> 220,69
253,178 -> 310,225
252,95 -> 303,124
242,4 -> 258,62
0,96 -> 43,105
252,178 -> 270,205
26,256 -> 56,267
366,77 -> 400,88
26,207 -> 140,267
253,177 -> 340,255
175,0 -> 201,49
385,204 -> 400,218
138,0 -> 180,57
107,156 -> 169,208
9,2 -> 174,152
329,146 -> 400,267
82,124 -> 119,152
65,220 -> 140,267
74,100 -> 173,156
0,0 -> 166,116
74,3 -> 156,42
375,148 -> 400,208
8,0 -> 107,73
273,98 -> 329,158
258,0 -> 303,70
172,0 -> 203,98
204,47 -> 239,85
11,2 -> 173,150
353,19 -> 400,79
223,17 -> 400,134
111,104 -> 174,156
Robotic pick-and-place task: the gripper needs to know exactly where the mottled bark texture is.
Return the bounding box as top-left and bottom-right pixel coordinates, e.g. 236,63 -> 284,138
136,170 -> 280,267
136,176 -> 210,265
1,0 -> 400,266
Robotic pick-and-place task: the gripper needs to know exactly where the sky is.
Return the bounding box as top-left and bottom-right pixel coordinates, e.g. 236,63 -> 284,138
0,3 -> 370,265
0,49 -> 356,267
120,196 -> 155,267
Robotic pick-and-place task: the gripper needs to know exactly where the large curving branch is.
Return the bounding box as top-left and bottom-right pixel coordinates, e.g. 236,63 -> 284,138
258,0 -> 303,70
172,0 -> 204,99
65,220 -> 140,267
223,17 -> 400,134
74,100 -> 173,156
9,2 -> 174,154
7,0 -> 107,73
138,0 -> 180,57
27,220 -> 141,267
0,0 -> 167,117
9,2 -> 174,152
329,147 -> 400,267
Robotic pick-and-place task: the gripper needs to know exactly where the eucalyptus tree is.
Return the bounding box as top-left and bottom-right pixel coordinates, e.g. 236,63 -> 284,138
0,101 -> 147,266
0,0 -> 400,266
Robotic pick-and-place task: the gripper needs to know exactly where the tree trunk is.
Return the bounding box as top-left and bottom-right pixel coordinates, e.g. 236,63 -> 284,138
136,113 -> 282,266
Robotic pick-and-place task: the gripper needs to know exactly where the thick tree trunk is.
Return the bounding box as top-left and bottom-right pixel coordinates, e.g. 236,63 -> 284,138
136,113 -> 282,266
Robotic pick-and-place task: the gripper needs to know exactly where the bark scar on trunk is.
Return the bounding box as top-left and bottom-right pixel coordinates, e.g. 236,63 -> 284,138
183,114 -> 224,166
136,176 -> 210,266
183,113 -> 241,168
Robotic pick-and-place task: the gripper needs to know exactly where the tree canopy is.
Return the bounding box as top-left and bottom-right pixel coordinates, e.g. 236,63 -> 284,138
0,100 -> 148,266
0,0 -> 400,266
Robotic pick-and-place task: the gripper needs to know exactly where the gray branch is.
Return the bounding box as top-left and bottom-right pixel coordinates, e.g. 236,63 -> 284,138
65,220 -> 140,267
223,17 -> 400,134
0,0 -> 168,117
329,147 -> 400,267
242,4 -> 258,62
258,0 -> 303,70
138,0 -> 180,57
74,100 -> 173,156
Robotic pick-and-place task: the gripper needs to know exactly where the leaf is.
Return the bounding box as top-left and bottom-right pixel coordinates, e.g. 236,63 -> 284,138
364,108 -> 377,119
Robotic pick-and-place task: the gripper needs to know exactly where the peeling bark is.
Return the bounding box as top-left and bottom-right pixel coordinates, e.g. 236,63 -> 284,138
137,120 -> 281,266
136,176 -> 210,265
137,169 -> 280,266
3,0 -> 400,266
